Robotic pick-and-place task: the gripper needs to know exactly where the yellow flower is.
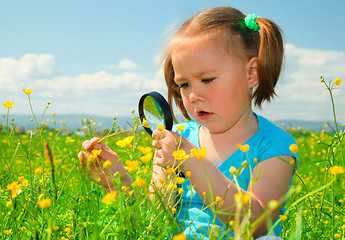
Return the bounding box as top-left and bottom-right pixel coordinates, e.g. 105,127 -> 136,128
185,171 -> 192,177
103,160 -> 112,169
175,177 -> 185,184
83,222 -> 89,227
54,226 -> 59,230
134,178 -> 146,188
21,226 -> 26,231
7,181 -> 22,198
142,118 -> 150,128
191,147 -> 207,159
289,144 -> 298,154
215,196 -> 222,203
172,150 -> 189,161
279,214 -> 288,220
52,112 -> 56,116
137,146 -> 152,154
157,124 -> 165,131
176,125 -> 185,131
167,167 -> 175,175
329,166 -> 345,175
91,149 -> 102,159
125,160 -> 139,173
23,89 -> 34,95
237,144 -> 249,152
101,191 -> 117,204
4,229 -> 12,235
242,193 -> 251,205
141,152 -> 153,163
334,77 -> 341,85
38,198 -> 52,208
45,228 -> 51,233
229,166 -> 237,175
2,101 -> 15,109
35,167 -> 43,175
173,233 -> 186,240
172,207 -> 177,213
116,136 -> 135,148
6,200 -> 12,208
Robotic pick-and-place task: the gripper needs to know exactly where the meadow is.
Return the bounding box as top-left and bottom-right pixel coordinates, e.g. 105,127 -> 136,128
0,77 -> 344,240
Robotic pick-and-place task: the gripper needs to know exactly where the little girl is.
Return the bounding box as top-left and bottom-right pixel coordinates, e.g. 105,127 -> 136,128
79,6 -> 298,239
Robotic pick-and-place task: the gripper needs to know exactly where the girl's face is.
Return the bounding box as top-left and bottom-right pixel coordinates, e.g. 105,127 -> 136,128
171,36 -> 257,134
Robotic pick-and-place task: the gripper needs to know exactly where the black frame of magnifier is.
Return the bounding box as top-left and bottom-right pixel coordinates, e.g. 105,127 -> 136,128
138,91 -> 173,136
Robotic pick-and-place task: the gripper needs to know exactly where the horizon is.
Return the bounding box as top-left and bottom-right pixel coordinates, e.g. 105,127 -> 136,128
1,0 -> 344,122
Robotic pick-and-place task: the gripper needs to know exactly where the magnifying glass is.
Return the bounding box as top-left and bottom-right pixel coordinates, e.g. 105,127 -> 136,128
138,91 -> 173,136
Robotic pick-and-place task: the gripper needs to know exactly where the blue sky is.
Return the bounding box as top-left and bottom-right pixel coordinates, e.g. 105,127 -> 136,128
1,0 -> 344,122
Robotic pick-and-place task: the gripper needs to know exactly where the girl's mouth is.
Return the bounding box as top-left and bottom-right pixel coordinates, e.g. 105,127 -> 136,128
197,111 -> 213,120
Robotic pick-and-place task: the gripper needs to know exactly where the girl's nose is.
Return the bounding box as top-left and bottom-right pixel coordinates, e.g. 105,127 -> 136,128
189,86 -> 205,103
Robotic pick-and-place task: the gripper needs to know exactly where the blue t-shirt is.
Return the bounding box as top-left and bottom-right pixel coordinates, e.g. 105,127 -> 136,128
173,114 -> 298,239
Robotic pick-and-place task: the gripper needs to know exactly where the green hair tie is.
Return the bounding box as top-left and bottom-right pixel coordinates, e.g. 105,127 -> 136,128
244,14 -> 260,31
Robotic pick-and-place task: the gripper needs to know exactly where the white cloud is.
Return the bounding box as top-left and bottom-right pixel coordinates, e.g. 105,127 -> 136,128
104,58 -> 137,70
0,54 -> 166,116
255,44 -> 345,121
2,48 -> 344,122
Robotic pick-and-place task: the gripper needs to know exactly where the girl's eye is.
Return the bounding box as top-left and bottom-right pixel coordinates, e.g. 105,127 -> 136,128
178,83 -> 190,89
202,78 -> 214,84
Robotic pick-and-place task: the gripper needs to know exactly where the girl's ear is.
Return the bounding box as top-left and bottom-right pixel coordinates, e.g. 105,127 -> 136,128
247,57 -> 259,89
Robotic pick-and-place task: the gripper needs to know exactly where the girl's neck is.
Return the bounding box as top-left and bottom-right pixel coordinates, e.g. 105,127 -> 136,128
199,111 -> 259,166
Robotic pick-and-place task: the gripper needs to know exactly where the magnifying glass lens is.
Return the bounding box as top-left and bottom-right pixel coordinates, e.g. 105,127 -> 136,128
138,91 -> 173,135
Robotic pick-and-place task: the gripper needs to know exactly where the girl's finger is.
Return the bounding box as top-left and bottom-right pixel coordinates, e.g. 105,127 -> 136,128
83,137 -> 101,151
78,151 -> 87,165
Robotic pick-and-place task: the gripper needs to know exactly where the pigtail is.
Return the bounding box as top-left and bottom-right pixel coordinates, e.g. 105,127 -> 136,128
253,18 -> 284,107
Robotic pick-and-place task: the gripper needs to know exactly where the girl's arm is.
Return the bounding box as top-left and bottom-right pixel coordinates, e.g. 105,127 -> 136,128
78,137 -> 133,193
183,154 -> 295,237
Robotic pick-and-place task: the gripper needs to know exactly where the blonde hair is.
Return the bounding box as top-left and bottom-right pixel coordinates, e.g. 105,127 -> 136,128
162,7 -> 284,120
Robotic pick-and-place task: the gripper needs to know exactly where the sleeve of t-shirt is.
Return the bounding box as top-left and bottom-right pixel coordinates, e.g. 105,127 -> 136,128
258,128 -> 299,168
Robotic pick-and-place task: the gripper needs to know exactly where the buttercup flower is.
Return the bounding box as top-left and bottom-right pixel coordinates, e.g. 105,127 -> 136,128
173,233 -> 186,240
175,177 -> 185,184
134,178 -> 146,188
4,230 -> 12,235
137,146 -> 152,154
91,149 -> 102,159
176,125 -> 185,131
237,144 -> 249,152
157,124 -> 164,131
334,77 -> 341,85
191,147 -> 207,159
289,144 -> 298,154
35,167 -> 43,175
101,191 -> 117,204
141,152 -> 153,163
2,101 -> 15,109
329,166 -> 344,175
279,214 -> 288,220
172,150 -> 189,161
125,160 -> 139,173
23,89 -> 34,95
116,136 -> 134,148
38,198 -> 52,208
242,193 -> 251,205
142,118 -> 150,128
103,160 -> 112,169
229,166 -> 237,175
185,171 -> 192,177
7,181 -> 22,198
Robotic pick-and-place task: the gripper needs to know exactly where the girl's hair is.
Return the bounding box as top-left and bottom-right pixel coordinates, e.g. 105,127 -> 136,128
162,6 -> 284,120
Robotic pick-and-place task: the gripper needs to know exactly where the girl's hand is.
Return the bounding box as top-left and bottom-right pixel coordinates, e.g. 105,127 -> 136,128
78,137 -> 132,192
151,129 -> 195,171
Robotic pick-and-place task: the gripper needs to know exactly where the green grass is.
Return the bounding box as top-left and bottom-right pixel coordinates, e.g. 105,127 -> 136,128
0,78 -> 344,239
